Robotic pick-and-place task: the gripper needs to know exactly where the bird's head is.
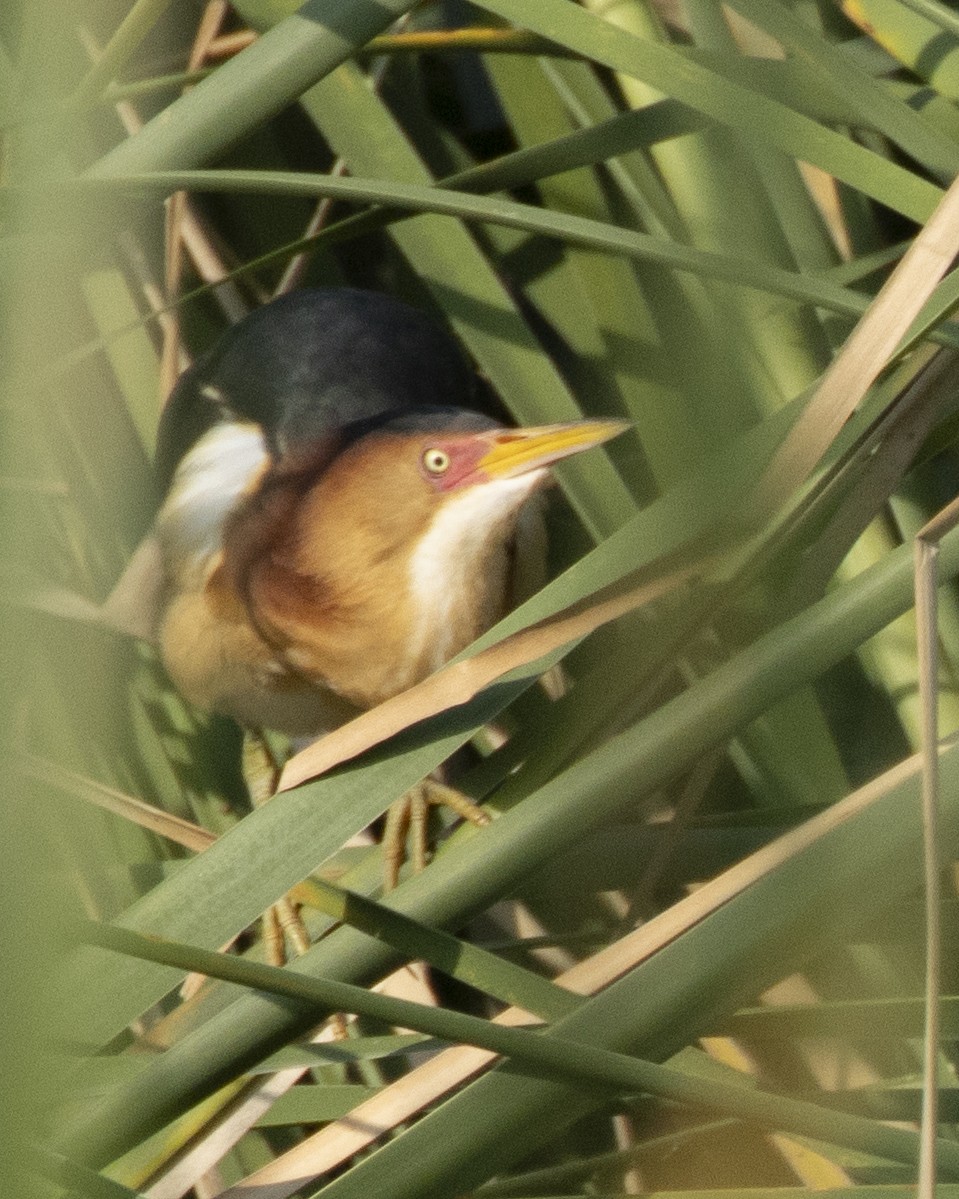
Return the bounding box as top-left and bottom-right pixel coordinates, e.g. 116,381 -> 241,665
309,401 -> 622,500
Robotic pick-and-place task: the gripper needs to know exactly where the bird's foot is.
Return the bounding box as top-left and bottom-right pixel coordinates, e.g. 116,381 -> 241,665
382,778 -> 491,891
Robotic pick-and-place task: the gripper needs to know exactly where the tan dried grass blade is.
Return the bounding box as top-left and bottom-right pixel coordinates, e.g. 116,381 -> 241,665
144,1024 -> 342,1199
20,754 -> 215,852
148,963 -> 438,1198
754,171 -> 959,518
278,559 -> 707,791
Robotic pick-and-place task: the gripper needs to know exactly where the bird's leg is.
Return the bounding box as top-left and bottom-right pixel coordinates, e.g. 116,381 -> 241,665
241,728 -> 311,963
409,785 -> 430,875
241,727 -> 281,804
382,795 -> 412,892
381,776 -> 491,891
273,893 -> 311,959
262,904 -> 285,970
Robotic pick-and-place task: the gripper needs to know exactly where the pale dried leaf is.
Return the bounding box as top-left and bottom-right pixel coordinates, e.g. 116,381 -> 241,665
756,172 -> 959,516
279,559 -> 707,791
20,754 -> 215,852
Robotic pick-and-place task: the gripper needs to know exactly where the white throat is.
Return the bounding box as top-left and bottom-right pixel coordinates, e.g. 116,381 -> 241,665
406,472 -> 545,671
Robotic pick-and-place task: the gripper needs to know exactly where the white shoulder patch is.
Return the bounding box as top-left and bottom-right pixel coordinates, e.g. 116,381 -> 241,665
156,421 -> 270,584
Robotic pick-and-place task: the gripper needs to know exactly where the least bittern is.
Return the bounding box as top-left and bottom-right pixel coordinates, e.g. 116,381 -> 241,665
129,288 -> 625,945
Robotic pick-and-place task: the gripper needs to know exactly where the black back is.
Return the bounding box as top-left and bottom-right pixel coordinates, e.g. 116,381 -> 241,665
155,289 -> 484,491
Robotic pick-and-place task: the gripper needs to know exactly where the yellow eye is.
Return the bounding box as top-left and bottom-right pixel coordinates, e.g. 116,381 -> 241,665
423,448 -> 451,475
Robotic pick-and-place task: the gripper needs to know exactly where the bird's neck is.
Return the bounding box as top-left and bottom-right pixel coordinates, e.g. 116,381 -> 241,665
242,491 -> 517,708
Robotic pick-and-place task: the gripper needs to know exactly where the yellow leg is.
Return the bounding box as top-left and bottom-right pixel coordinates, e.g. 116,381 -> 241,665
274,893 -> 311,957
409,785 -> 430,875
242,729 -> 312,963
382,795 -> 412,892
262,904 -> 285,969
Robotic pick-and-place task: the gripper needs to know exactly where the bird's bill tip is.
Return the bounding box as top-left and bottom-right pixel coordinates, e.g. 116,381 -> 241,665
477,419 -> 630,480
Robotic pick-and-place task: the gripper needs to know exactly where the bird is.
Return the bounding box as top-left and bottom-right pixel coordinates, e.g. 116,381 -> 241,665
125,287 -> 626,909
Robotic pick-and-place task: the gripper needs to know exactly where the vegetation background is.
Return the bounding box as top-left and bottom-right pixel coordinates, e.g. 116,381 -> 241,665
6,0 -> 959,1196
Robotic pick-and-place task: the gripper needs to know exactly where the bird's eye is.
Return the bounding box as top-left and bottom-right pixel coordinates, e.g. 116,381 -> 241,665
422,448 -> 451,475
